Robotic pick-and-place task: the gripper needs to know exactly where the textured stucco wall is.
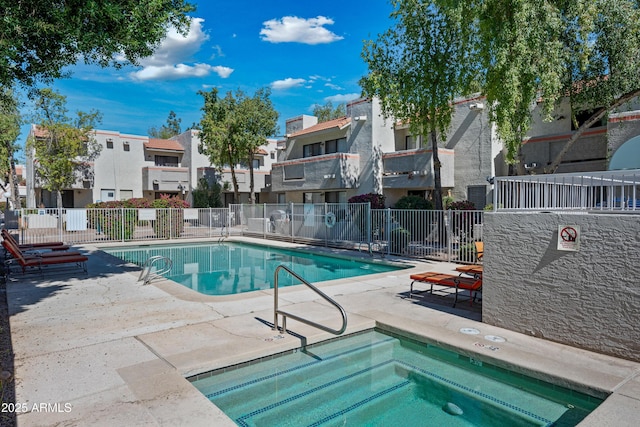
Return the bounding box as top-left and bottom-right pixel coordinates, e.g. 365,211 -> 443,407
446,98 -> 494,205
483,212 -> 640,362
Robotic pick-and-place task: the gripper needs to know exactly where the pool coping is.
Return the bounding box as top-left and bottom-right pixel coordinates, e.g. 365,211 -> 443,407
6,236 -> 640,426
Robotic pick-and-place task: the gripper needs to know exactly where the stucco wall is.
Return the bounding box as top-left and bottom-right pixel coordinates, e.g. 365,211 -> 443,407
483,212 -> 640,362
446,98 -> 495,207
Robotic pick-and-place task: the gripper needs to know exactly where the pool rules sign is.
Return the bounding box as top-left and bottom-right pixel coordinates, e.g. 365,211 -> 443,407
557,225 -> 580,251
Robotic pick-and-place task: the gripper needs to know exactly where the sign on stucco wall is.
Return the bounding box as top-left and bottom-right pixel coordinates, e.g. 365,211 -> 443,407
557,225 -> 580,251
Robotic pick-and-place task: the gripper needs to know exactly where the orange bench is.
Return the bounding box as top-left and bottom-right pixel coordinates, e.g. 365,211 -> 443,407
409,272 -> 482,307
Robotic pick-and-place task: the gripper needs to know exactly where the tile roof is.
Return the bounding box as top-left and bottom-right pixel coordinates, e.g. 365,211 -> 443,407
289,116 -> 351,137
144,138 -> 184,152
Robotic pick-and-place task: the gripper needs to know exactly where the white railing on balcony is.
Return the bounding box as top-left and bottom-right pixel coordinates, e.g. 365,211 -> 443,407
493,169 -> 640,212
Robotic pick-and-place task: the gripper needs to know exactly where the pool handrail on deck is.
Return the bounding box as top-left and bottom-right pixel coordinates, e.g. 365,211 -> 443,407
273,264 -> 347,335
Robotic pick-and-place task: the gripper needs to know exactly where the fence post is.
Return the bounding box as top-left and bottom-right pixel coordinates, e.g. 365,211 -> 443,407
263,203 -> 267,239
58,207 -> 64,243
385,207 -> 391,256
366,202 -> 371,251
324,203 -> 328,247
446,209 -> 453,262
290,202 -> 294,242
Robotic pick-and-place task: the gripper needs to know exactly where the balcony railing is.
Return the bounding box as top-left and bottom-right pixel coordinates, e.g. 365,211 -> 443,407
493,169 -> 640,212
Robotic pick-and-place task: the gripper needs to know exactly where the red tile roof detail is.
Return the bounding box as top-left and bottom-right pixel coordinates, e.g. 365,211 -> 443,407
255,148 -> 268,155
144,138 -> 184,151
289,117 -> 351,137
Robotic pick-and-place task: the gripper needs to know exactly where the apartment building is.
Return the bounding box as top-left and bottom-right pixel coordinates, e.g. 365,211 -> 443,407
25,95 -> 640,209
25,126 -> 278,208
271,97 -> 500,208
271,96 -> 640,209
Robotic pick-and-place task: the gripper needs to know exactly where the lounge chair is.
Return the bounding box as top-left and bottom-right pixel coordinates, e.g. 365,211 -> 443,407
474,241 -> 484,262
2,239 -> 88,276
409,271 -> 482,307
2,229 -> 70,251
2,240 -> 82,260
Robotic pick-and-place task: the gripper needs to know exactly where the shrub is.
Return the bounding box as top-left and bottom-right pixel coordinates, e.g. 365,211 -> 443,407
348,193 -> 386,209
395,195 -> 433,210
448,200 -> 478,240
447,200 -> 476,210
151,195 -> 190,238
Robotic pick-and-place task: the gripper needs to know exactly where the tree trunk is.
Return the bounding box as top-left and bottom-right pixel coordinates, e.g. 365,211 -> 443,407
9,157 -> 21,209
430,130 -> 448,245
248,152 -> 256,204
431,131 -> 444,211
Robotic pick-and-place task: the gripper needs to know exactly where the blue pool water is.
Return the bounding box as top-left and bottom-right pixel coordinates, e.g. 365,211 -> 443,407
191,329 -> 602,426
104,242 -> 407,295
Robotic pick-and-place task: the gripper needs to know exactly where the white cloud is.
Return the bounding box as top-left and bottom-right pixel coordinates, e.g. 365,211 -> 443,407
324,93 -> 361,103
260,16 -> 343,45
212,66 -> 234,78
271,78 -> 307,90
325,83 -> 343,90
141,17 -> 209,67
131,63 -> 221,81
131,17 -> 233,81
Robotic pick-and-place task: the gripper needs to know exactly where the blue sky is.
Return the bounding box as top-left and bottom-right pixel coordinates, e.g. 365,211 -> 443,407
19,0 -> 395,145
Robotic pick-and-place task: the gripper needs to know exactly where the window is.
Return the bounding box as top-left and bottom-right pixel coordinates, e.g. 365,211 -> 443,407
303,192 -> 324,203
123,141 -> 130,152
253,159 -> 260,169
270,151 -> 275,159
106,139 -> 114,149
303,142 -> 322,158
405,135 -> 420,150
325,191 -> 346,203
154,155 -> 179,167
467,185 -> 487,210
120,190 -> 133,200
572,109 -> 606,130
325,137 -> 345,154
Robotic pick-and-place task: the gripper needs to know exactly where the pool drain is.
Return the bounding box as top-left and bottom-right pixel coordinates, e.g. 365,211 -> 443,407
443,402 -> 463,416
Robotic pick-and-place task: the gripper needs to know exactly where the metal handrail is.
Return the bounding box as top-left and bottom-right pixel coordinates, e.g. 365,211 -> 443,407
273,264 -> 347,335
138,255 -> 172,285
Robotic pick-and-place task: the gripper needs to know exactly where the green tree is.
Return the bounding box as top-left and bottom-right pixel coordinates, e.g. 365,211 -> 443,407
0,0 -> 195,88
475,0 -> 640,173
312,101 -> 346,123
360,0 -> 475,211
149,110 -> 182,139
27,89 -> 102,208
198,88 -> 278,204
0,88 -> 22,209
191,177 -> 223,208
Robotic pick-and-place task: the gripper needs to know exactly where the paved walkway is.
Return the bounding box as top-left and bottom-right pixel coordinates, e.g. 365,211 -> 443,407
5,237 -> 640,426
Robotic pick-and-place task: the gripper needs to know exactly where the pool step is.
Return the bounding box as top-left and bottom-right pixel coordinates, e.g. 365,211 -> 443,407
202,334 -> 398,416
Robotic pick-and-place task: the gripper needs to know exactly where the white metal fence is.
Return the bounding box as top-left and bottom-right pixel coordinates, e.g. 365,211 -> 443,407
3,204 -> 485,264
493,169 -> 640,212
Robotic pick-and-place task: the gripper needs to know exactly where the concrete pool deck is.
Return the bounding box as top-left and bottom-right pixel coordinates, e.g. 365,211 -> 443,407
5,237 -> 640,426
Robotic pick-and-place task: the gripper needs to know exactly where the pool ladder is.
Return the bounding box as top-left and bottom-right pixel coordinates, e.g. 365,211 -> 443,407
273,264 -> 347,335
138,255 -> 173,285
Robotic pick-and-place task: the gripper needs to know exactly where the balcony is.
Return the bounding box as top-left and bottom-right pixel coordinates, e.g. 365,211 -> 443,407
142,166 -> 190,192
382,148 -> 455,189
271,153 -> 360,192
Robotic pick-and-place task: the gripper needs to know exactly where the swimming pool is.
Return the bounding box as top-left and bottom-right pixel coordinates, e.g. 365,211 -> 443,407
190,329 -> 602,426
104,242 -> 407,295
